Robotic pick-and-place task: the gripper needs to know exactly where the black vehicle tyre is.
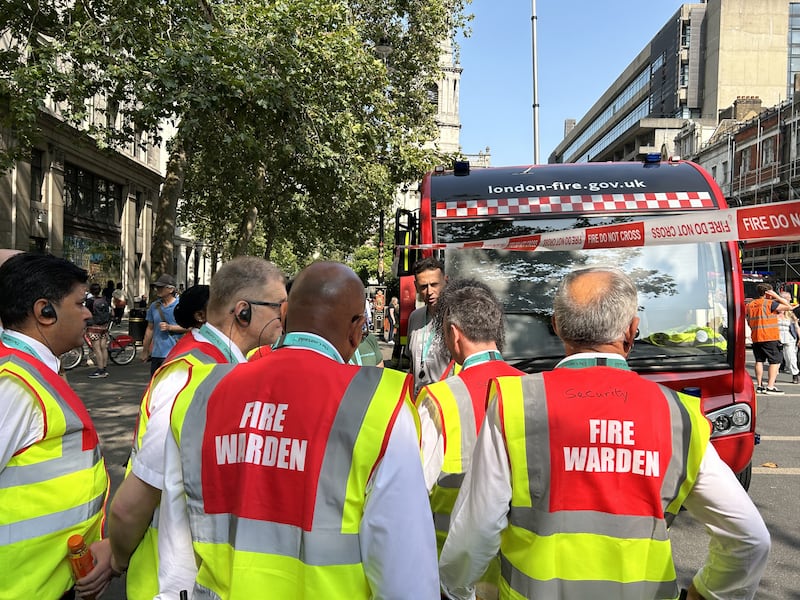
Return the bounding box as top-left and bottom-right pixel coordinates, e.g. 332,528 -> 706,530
110,340 -> 137,365
735,461 -> 752,491
60,346 -> 83,371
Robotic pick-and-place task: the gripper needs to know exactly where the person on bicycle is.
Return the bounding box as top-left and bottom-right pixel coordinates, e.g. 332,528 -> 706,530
86,282 -> 112,378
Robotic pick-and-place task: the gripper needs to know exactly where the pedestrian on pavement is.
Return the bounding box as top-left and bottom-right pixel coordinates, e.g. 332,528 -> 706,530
86,281 -> 112,378
746,283 -> 795,394
140,274 -> 186,375
157,261 -> 438,598
103,279 -> 115,303
0,253 -> 115,598
108,258 -> 286,600
386,296 -> 398,344
112,281 -> 127,326
778,290 -> 800,384
416,278 -> 522,596
439,266 -> 770,600
406,256 -> 453,396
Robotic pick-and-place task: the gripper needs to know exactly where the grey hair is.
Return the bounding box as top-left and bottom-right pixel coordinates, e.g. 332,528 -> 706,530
553,267 -> 638,346
436,278 -> 506,351
208,256 -> 285,312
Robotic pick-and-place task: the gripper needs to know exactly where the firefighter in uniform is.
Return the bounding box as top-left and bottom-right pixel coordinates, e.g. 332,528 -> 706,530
108,257 -> 286,599
157,261 -> 438,598
440,267 -> 770,600
0,253 -> 113,598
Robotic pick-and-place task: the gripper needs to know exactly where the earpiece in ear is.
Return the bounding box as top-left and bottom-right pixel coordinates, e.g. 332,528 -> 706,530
41,303 -> 57,321
236,303 -> 252,326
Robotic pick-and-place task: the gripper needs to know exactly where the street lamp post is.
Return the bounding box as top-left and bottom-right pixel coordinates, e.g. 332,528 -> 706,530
193,241 -> 203,286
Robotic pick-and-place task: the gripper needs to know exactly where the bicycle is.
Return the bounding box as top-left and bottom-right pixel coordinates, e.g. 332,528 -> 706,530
60,329 -> 137,370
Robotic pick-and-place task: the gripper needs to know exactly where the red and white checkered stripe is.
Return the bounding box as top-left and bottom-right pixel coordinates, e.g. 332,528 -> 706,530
434,191 -> 715,218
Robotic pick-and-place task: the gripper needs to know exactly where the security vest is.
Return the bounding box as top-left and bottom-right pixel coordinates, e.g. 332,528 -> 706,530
0,346 -> 108,599
125,331 -> 229,600
170,345 -> 415,599
746,297 -> 780,343
416,357 -> 521,555
492,360 -> 709,600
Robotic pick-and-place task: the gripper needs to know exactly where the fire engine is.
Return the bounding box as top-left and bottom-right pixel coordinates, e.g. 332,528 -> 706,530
394,158 -> 757,488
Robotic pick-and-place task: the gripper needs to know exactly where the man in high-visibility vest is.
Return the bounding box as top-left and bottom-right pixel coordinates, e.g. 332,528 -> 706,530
417,278 -> 522,599
157,261 -> 438,598
417,279 -> 521,545
0,253 -> 113,599
108,256 -> 286,599
440,267 -> 770,600
746,283 -> 795,394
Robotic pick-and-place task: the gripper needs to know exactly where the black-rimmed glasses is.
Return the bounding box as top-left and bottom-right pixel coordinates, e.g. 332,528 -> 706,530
246,299 -> 286,309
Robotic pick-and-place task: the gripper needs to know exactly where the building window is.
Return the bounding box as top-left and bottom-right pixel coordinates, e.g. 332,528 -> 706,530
426,84 -> 438,106
711,165 -> 717,180
64,162 -> 121,225
31,149 -> 44,203
681,21 -> 691,47
762,139 -> 775,165
741,147 -> 752,173
722,160 -> 729,182
789,3 -> 800,97
679,63 -> 689,87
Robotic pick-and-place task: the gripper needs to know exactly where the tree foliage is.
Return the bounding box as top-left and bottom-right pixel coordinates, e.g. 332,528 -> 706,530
2,0 -> 471,273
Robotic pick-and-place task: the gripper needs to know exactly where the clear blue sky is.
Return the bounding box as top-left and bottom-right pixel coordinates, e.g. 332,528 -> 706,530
457,1 -> 687,166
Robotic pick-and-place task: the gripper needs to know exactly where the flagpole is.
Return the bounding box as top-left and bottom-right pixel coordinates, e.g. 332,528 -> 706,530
531,0 -> 540,164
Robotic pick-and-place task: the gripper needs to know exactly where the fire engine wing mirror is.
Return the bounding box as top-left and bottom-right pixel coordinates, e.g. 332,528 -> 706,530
394,209 -> 418,277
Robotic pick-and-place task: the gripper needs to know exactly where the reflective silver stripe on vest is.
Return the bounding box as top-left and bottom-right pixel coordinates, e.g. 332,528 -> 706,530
0,435 -> 101,487
436,471 -> 466,489
0,491 -> 106,544
447,377 -> 478,473
520,375 -> 552,507
433,511 -> 450,533
508,506 -> 668,540
661,388 -> 692,525
500,555 -> 678,600
180,366 -> 385,565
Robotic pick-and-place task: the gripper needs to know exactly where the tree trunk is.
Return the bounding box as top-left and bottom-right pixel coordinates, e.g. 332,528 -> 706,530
233,205 -> 259,256
151,138 -> 187,284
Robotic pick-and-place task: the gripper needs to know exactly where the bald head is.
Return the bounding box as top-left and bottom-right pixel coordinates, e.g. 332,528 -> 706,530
553,267 -> 639,351
0,249 -> 22,268
287,262 -> 366,361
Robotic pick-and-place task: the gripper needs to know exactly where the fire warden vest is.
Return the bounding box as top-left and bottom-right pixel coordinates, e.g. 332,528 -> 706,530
170,347 -> 415,599
492,363 -> 710,600
0,346 -> 108,600
125,332 -> 229,600
746,297 -> 780,343
416,359 -> 521,555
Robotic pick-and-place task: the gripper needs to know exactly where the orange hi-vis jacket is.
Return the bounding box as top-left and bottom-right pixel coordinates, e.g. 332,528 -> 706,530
746,297 -> 780,343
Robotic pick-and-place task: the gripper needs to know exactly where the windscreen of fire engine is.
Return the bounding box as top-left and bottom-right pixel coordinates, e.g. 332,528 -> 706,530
437,217 -> 731,372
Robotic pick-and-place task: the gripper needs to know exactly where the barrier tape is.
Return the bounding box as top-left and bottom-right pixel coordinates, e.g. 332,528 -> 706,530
399,199 -> 800,252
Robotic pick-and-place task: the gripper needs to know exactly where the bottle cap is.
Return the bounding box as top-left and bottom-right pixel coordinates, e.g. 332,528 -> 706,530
67,534 -> 85,553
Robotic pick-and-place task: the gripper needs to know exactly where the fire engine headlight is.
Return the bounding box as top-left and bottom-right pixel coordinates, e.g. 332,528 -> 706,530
731,409 -> 749,427
713,414 -> 732,432
706,403 -> 752,439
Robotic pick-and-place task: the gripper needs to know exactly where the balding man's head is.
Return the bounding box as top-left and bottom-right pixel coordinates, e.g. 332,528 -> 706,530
287,262 -> 366,361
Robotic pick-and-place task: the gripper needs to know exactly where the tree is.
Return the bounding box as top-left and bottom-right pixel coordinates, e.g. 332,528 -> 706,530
2,0 -> 471,273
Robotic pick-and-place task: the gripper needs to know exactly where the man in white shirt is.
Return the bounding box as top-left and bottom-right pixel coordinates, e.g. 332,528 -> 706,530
108,257 -> 286,599
406,256 -> 452,396
0,253 -> 115,598
440,267 -> 770,600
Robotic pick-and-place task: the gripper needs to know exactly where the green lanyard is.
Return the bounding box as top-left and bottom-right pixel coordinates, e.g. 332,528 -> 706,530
198,324 -> 238,363
1,331 -> 43,361
557,356 -> 630,370
275,332 -> 344,363
461,350 -> 503,370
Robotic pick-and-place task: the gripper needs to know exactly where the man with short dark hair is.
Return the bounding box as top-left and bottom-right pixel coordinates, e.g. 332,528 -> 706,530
746,282 -> 794,394
0,253 -> 115,598
440,267 -> 770,600
406,256 -> 452,395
